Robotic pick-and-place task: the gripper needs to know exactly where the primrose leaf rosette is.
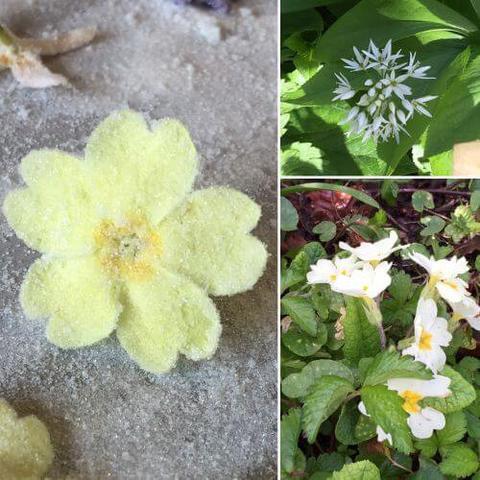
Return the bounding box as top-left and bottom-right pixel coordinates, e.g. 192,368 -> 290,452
3,110 -> 268,373
0,399 -> 54,479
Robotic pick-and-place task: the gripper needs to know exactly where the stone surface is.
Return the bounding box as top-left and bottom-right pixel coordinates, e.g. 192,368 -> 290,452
0,0 -> 277,478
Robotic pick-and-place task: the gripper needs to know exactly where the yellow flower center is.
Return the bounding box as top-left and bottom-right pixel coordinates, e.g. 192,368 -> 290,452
419,329 -> 433,351
94,214 -> 161,282
330,274 -> 337,281
444,280 -> 459,290
340,269 -> 348,275
400,390 -> 423,414
362,285 -> 369,292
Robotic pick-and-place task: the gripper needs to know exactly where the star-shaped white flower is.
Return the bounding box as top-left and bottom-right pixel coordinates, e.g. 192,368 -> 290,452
387,376 -> 451,439
339,230 -> 401,263
402,298 -> 452,373
410,252 -> 470,304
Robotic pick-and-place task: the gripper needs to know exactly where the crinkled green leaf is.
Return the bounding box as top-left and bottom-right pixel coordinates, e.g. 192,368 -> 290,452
415,436 -> 439,458
282,296 -> 318,336
282,359 -> 355,398
363,350 -> 432,386
335,400 -> 376,445
436,411 -> 467,446
281,408 -> 302,473
361,385 -> 413,454
439,443 -> 479,478
411,458 -> 443,480
303,375 -> 354,443
331,460 -> 381,480
282,323 -> 328,357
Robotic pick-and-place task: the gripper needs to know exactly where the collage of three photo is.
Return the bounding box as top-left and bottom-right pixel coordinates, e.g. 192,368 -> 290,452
0,0 -> 479,479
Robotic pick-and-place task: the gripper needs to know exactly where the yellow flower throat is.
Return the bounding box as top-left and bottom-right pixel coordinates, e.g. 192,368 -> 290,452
400,390 -> 423,414
94,214 -> 161,282
419,329 -> 433,351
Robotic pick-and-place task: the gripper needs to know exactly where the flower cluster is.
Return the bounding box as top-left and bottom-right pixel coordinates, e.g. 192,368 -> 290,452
333,40 -> 436,143
308,233 -> 480,440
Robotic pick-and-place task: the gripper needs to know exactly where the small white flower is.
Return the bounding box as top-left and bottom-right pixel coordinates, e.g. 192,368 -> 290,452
339,231 -> 401,263
402,298 -> 452,373
450,296 -> 480,330
333,39 -> 435,143
307,256 -> 361,289
410,252 -> 470,304
358,401 -> 393,445
387,376 -> 451,439
334,261 -> 392,299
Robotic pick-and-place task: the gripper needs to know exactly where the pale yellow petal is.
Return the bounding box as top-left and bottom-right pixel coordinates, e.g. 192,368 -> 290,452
117,268 -> 221,373
21,256 -> 121,348
0,399 -> 54,480
157,187 -> 268,296
85,110 -> 198,223
3,149 -> 97,256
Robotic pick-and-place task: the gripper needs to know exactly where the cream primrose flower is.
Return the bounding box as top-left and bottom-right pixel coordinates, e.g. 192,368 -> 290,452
306,255 -> 362,290
2,111 -> 268,374
402,298 -> 452,374
334,40 -> 436,144
387,376 -> 451,439
0,399 -> 54,478
333,261 -> 392,299
409,252 -> 470,304
358,401 -> 393,445
450,296 -> 480,330
339,230 -> 402,264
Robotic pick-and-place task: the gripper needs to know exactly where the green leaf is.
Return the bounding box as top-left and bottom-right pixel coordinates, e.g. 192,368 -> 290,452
388,271 -> 413,304
282,242 -> 327,292
471,190 -> 480,211
316,452 -> 347,472
439,444 -> 479,478
423,366 -> 476,413
281,197 -> 299,232
281,408 -> 302,473
361,385 -> 413,454
331,460 -> 380,480
412,191 -> 435,213
281,0 -> 343,13
335,400 -> 376,445
281,182 -> 380,209
282,359 -> 355,398
315,0 -> 476,64
343,297 -> 381,364
303,375 -> 354,443
282,324 -> 328,357
415,436 -> 439,458
420,216 -> 446,236
363,350 -> 432,386
282,296 -> 318,336
281,142 -> 324,176
425,54 -> 480,159
313,221 -> 337,242
410,458 -> 444,480
436,411 -> 467,446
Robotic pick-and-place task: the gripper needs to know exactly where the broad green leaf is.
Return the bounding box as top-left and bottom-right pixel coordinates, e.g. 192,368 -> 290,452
303,375 -> 354,443
420,216 -> 446,236
388,271 -> 413,304
430,150 -> 454,176
465,411 -> 480,439
436,411 -> 467,446
425,53 -> 480,159
439,443 -> 479,477
282,359 -> 355,398
282,324 -> 328,357
471,0 -> 480,19
313,221 -> 337,242
281,408 -> 302,473
315,0 -> 476,63
412,191 -> 435,212
331,460 -> 381,480
415,436 -> 439,458
282,182 -> 380,208
281,142 -> 324,175
423,366 -> 476,413
282,242 -> 327,292
316,452 -> 347,472
343,297 -> 381,364
335,400 -> 376,445
361,385 -> 413,453
410,458 -> 444,480
282,296 -> 318,336
363,350 -> 432,386
281,197 -> 299,231
471,190 -> 480,211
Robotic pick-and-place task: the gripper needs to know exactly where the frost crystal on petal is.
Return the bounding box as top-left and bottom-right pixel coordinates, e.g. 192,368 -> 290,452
332,39 -> 436,144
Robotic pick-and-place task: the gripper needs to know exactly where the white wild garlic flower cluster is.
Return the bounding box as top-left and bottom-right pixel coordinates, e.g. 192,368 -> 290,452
332,40 -> 437,144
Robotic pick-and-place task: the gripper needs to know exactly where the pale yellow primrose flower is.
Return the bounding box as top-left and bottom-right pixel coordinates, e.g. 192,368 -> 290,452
410,252 -> 470,304
339,230 -> 402,264
387,376 -> 451,439
357,401 -> 393,445
402,298 -> 452,374
3,110 -> 267,373
306,256 -> 362,290
0,399 -> 54,479
451,296 -> 480,330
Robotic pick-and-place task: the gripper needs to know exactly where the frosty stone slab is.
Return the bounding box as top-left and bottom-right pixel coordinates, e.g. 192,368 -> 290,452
0,0 -> 277,478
